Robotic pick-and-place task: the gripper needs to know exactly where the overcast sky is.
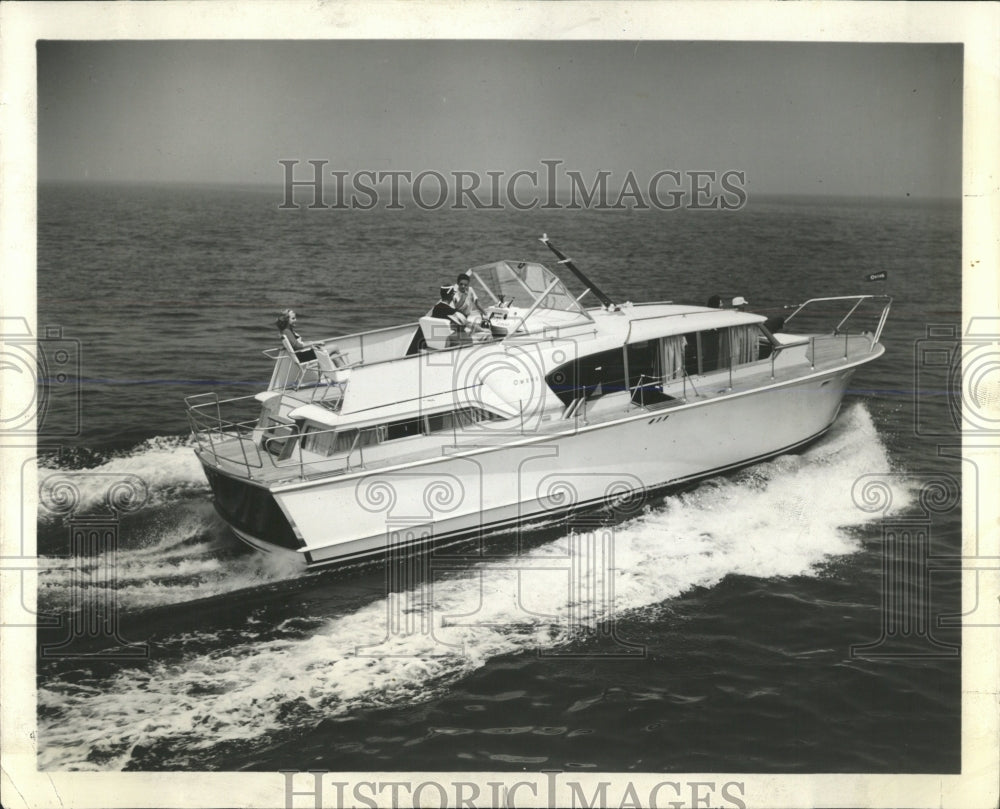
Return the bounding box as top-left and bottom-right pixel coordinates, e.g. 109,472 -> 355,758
37,40 -> 962,198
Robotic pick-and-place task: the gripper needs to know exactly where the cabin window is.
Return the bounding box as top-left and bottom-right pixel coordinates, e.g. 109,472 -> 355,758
625,341 -> 659,389
660,336 -> 687,381
333,428 -> 380,453
545,347 -> 628,405
683,333 -> 700,375
699,330 -> 728,373
335,430 -> 357,454
728,325 -> 760,366
317,407 -> 503,454
426,412 -> 452,434
684,325 -> 767,375
301,424 -> 337,456
385,418 -> 423,441
428,407 -> 501,432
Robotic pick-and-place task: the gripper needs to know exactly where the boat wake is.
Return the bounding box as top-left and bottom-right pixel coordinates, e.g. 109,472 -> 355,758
37,403 -> 912,770
37,436 -> 208,524
36,436 -> 305,612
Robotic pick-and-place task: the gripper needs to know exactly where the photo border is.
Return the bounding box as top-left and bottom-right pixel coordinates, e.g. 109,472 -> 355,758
2,2 -> 997,807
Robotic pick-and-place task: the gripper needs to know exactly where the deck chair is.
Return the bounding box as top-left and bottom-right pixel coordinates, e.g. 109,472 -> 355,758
311,347 -> 352,402
418,315 -> 455,350
281,335 -> 319,390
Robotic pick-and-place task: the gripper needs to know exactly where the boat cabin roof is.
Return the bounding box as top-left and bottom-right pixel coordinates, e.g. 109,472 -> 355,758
616,306 -> 766,342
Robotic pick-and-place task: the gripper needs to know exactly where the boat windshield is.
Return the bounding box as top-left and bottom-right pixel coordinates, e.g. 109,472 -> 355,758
466,260 -> 593,328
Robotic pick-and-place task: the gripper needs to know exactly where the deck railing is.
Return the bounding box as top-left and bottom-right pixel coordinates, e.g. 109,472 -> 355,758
185,391 -> 369,480
184,392 -> 268,473
782,294 -> 893,350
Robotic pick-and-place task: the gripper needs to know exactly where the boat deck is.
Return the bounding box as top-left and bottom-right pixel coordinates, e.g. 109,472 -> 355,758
193,332 -> 878,486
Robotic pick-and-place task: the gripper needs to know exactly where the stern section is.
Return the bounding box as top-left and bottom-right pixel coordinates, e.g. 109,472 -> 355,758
201,464 -> 303,551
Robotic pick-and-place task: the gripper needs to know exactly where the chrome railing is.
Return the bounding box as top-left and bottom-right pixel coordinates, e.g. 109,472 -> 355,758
185,391 -> 369,480
782,294 -> 893,351
184,392 -> 268,473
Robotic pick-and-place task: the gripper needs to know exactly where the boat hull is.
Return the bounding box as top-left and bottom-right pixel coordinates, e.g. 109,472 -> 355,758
210,363 -> 859,568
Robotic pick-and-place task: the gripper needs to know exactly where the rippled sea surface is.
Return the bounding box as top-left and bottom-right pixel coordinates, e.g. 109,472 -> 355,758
35,183 -> 961,772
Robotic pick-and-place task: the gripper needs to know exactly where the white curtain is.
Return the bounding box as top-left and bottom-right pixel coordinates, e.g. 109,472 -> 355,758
661,335 -> 687,379
728,326 -> 759,366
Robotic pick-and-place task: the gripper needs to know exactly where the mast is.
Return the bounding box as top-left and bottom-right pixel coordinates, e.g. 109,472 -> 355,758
539,234 -> 617,309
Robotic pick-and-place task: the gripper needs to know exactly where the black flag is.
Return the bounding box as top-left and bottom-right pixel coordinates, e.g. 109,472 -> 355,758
866,271 -> 888,282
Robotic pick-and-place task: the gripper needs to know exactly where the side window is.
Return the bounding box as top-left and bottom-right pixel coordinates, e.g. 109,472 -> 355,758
683,333 -> 699,375
626,340 -> 658,388
699,329 -> 727,373
426,412 -> 453,434
545,348 -> 627,404
757,326 -> 775,360
335,429 -> 358,453
385,418 -> 423,441
301,424 -> 337,456
729,325 -> 764,366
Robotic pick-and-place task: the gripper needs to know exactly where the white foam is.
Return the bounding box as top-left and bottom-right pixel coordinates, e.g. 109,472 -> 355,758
38,522 -> 305,612
38,436 -> 208,524
39,403 -> 913,770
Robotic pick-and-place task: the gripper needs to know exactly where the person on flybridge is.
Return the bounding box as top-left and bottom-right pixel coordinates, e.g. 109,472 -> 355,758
276,308 -> 322,361
276,308 -> 346,366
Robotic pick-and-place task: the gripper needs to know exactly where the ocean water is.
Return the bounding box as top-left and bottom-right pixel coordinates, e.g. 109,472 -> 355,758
33,183 -> 962,772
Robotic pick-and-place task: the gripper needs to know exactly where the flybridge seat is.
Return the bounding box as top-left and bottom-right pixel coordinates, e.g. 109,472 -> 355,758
310,347 -> 352,404
278,336 -> 354,394
418,315 -> 494,350
281,335 -> 318,389
418,316 -> 455,350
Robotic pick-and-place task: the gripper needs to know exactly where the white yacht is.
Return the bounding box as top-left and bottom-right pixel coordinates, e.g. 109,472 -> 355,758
186,237 -> 891,568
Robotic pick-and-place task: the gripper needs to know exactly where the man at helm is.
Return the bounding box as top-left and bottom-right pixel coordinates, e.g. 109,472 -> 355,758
447,273 -> 488,321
